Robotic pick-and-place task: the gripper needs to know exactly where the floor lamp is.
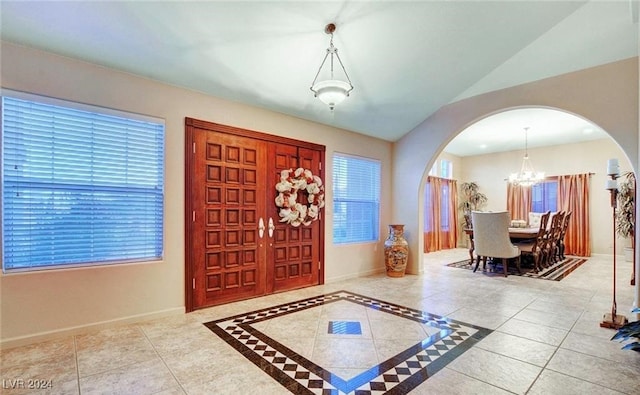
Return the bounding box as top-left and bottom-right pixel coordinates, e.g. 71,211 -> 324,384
601,158 -> 629,329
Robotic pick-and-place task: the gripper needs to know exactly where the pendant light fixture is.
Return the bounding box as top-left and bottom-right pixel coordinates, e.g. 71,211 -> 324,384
310,23 -> 354,111
509,127 -> 545,186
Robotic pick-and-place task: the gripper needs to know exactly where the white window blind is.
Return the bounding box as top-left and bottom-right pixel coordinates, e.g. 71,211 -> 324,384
2,94 -> 165,272
332,154 -> 380,244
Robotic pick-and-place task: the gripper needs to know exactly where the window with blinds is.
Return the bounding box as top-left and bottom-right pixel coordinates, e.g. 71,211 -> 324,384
1,92 -> 165,272
332,153 -> 380,244
532,180 -> 558,212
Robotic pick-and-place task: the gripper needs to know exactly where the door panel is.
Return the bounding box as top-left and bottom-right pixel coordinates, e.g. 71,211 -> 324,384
268,144 -> 321,292
185,118 -> 325,311
191,129 -> 267,308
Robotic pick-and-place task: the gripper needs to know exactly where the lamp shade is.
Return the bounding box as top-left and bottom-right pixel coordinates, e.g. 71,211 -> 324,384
607,158 -> 620,176
310,23 -> 353,111
311,80 -> 352,110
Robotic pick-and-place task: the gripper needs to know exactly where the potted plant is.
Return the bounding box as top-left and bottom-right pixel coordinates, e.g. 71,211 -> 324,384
611,307 -> 640,352
459,181 -> 488,229
616,172 -> 635,263
459,181 -> 488,212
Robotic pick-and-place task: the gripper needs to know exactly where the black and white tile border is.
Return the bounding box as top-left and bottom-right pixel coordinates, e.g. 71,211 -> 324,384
204,291 -> 491,394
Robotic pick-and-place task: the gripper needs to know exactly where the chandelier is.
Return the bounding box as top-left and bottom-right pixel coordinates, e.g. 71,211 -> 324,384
508,127 -> 544,186
310,23 -> 354,111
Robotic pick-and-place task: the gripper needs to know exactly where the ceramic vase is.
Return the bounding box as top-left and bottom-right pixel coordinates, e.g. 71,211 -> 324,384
384,224 -> 409,277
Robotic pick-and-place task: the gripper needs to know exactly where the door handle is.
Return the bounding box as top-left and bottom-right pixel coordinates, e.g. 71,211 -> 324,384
258,217 -> 265,239
268,217 -> 275,237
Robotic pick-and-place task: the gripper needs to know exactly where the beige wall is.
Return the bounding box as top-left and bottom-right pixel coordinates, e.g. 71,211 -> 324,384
394,57 -> 639,274
2,42 -> 638,346
458,138 -> 632,255
0,42 -> 392,347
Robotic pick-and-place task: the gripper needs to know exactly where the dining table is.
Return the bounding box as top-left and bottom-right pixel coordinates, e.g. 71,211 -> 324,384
463,227 -> 539,265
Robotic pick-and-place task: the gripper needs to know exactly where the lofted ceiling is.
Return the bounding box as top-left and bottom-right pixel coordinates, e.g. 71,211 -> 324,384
0,1 -> 637,154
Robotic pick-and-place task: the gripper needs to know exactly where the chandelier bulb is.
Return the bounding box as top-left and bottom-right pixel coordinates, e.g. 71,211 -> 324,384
509,126 -> 544,186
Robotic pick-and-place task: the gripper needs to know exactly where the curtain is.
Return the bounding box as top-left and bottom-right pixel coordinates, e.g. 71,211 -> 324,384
558,173 -> 591,256
506,183 -> 531,222
424,176 -> 458,252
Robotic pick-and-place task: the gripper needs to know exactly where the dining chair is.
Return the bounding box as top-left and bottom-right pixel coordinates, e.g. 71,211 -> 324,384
516,211 -> 550,273
543,211 -> 565,265
471,211 -> 521,276
557,211 -> 572,260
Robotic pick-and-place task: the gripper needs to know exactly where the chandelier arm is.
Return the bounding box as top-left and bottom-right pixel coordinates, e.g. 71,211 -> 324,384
509,126 -> 543,186
330,47 -> 335,78
333,51 -> 354,91
310,51 -> 331,91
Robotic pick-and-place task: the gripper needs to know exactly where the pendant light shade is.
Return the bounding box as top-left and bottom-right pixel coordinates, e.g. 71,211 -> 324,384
310,23 -> 354,111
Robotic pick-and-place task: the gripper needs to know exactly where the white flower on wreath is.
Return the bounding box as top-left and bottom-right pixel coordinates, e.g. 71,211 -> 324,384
274,167 -> 325,226
278,208 -> 299,225
275,180 -> 293,193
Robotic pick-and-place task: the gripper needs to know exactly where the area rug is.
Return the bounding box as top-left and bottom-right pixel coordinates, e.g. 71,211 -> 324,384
446,256 -> 588,281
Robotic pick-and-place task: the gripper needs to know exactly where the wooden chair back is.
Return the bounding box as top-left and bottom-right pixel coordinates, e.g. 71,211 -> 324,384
545,211 -> 565,263
534,211 -> 551,249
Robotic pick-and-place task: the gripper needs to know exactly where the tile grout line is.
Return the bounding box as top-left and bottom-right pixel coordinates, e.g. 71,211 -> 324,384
476,290 -> 565,394
521,307 -> 621,395
138,324 -> 188,395
73,335 -> 81,395
440,366 -> 520,394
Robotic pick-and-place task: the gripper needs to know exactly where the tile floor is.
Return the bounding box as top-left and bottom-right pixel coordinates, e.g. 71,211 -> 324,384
1,248 -> 639,394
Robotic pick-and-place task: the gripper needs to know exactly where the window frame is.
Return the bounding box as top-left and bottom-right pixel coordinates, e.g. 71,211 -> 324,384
429,159 -> 453,179
531,178 -> 558,213
332,152 -> 381,245
1,89 -> 166,273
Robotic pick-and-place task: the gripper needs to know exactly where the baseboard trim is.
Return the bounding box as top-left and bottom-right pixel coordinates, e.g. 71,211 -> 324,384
326,267 -> 386,283
0,306 -> 185,350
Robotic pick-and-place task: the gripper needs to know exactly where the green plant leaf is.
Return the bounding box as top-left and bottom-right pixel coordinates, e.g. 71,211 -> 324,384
621,342 -> 640,352
611,306 -> 640,352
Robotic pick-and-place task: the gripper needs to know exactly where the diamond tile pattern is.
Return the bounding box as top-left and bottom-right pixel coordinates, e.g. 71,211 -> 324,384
204,291 -> 491,394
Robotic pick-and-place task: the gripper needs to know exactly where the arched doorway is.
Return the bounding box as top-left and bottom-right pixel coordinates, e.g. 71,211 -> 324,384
423,107 -> 633,279
391,58 -> 638,309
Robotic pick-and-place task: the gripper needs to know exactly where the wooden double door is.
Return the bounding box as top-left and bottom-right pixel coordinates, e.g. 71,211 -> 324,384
185,118 -> 325,311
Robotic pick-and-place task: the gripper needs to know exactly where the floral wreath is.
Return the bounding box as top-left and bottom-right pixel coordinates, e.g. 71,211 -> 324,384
275,167 -> 325,227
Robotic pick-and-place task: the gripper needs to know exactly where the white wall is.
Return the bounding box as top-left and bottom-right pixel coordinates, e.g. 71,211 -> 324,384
394,57 -> 638,275
0,42 -> 392,347
458,138 -> 631,255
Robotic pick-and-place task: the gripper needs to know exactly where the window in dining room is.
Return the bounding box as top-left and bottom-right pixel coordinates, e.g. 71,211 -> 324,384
428,159 -> 453,179
531,180 -> 558,212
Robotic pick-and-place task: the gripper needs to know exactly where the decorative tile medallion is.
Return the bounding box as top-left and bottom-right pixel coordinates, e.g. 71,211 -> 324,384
204,291 -> 491,394
328,320 -> 362,335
